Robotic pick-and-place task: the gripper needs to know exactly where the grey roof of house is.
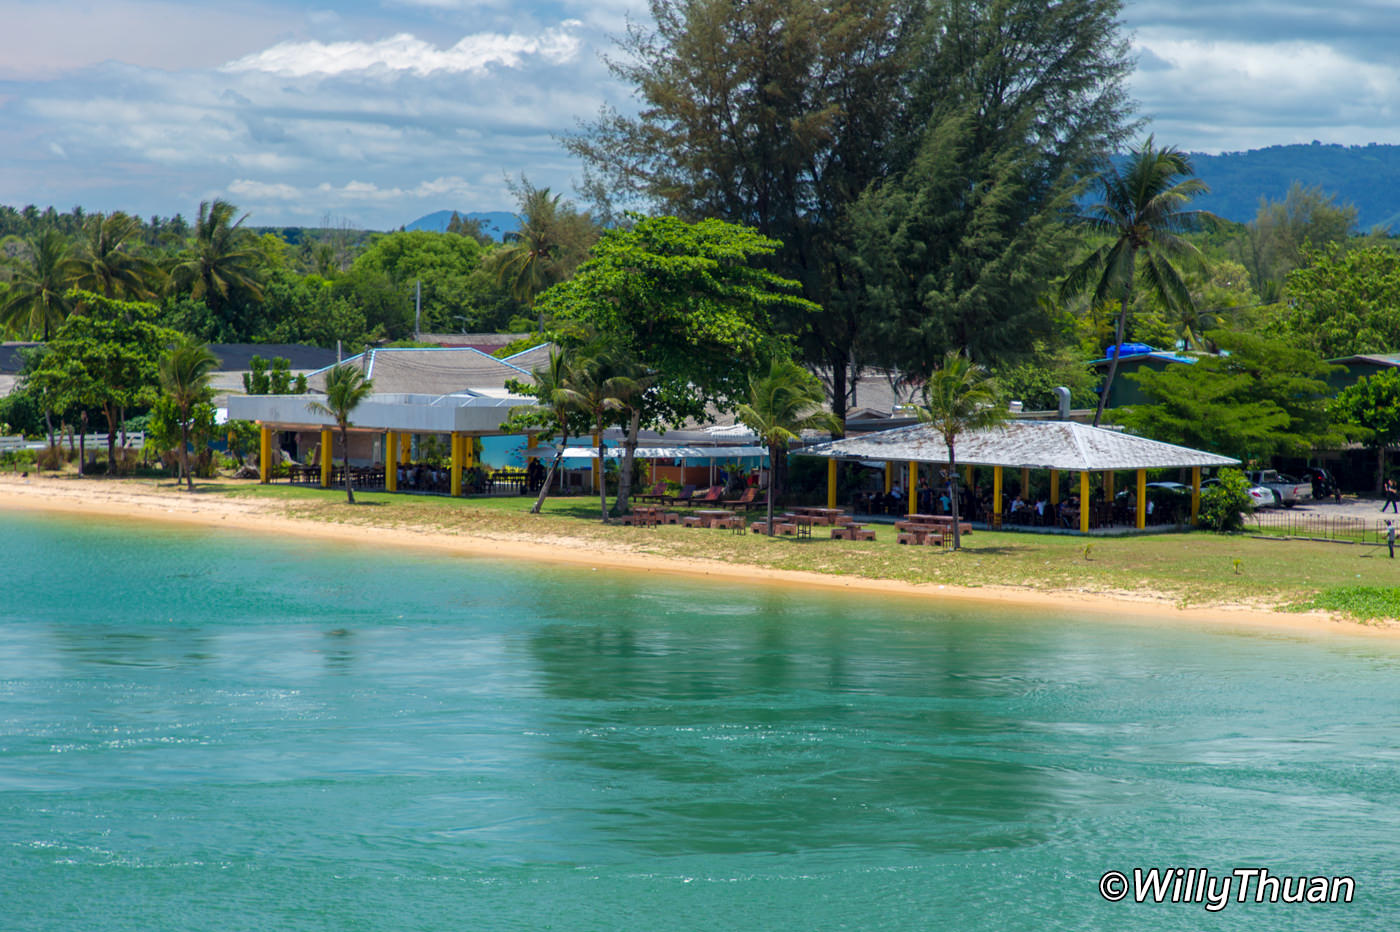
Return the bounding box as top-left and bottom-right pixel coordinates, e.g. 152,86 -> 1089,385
797,420 -> 1239,471
500,343 -> 554,372
305,347 -> 534,395
208,344 -> 340,372
1329,353 -> 1400,367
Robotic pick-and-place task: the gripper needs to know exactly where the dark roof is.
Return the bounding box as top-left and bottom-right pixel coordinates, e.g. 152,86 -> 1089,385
1328,353 -> 1400,367
208,344 -> 341,372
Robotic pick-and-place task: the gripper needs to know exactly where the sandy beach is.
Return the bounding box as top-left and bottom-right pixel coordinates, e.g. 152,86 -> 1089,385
2,473 -> 1394,639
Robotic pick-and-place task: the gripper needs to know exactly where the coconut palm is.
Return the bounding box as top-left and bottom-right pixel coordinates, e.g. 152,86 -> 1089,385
490,183 -> 596,330
306,363 -> 375,504
166,199 -> 265,337
158,336 -> 219,491
66,212 -> 163,299
736,357 -> 842,536
525,347 -> 584,514
556,346 -> 638,521
1063,137 -> 1212,425
918,351 -> 1006,551
1,230 -> 74,338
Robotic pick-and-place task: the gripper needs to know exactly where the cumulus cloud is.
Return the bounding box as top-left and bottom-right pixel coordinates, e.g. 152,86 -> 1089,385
222,23 -> 584,78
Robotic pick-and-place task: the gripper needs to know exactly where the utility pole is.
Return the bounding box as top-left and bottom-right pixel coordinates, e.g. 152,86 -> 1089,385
414,280 -> 422,339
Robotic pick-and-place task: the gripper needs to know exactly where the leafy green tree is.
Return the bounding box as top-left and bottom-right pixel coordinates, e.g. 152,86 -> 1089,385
242,354 -> 306,395
166,200 -> 265,340
1199,468 -> 1253,532
1239,182 -> 1357,301
306,363 -> 375,503
571,0 -> 1132,419
1279,243 -> 1400,357
66,212 -> 162,299
158,335 -> 219,490
36,291 -> 173,472
1,229 -> 73,338
553,345 -> 639,522
917,351 -> 1006,550
1064,137 -> 1211,425
1330,369 -> 1400,491
515,347 -> 589,514
1115,329 -> 1343,461
736,356 -> 842,535
339,230 -> 494,337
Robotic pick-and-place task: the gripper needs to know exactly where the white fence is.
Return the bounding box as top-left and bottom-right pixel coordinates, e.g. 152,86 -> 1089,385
0,433 -> 145,453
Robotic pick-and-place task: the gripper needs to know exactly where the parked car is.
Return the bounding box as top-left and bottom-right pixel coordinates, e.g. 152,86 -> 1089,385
1245,470 -> 1312,508
1202,477 -> 1274,510
1115,481 -> 1193,522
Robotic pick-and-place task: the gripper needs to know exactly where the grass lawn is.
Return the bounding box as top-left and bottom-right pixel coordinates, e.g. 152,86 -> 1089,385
207,482 -> 1400,622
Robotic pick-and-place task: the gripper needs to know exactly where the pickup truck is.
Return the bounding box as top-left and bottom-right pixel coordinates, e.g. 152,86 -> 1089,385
1246,470 -> 1312,508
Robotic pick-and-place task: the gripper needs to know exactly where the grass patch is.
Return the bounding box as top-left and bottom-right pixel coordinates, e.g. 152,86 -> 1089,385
1289,586 -> 1400,622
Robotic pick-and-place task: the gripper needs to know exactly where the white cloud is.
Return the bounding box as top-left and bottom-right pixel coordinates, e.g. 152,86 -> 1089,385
222,23 -> 584,78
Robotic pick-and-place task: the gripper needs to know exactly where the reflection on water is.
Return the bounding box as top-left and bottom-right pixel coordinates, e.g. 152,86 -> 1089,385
1,509 -> 1398,931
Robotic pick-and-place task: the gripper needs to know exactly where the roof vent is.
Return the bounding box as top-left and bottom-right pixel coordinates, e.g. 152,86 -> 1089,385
1055,386 -> 1071,420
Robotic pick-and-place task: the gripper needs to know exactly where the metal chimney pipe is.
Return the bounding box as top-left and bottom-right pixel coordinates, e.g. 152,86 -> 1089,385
1055,386 -> 1071,420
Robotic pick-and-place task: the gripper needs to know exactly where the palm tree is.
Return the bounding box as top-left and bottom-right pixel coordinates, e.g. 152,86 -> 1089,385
525,347 -> 583,514
166,199 -> 265,337
307,363 -> 375,504
1,230 -> 73,338
918,351 -> 1006,551
737,357 -> 842,535
490,182 -> 596,330
66,212 -> 163,299
158,336 -> 219,491
1063,137 -> 1211,425
557,347 -> 637,521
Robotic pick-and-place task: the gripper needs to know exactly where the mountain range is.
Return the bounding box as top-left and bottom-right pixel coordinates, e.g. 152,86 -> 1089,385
404,143 -> 1400,235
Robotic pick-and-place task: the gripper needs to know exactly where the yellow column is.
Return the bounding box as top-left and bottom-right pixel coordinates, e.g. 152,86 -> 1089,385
591,431 -> 601,493
1020,467 -> 1030,498
1080,471 -> 1090,534
907,461 -> 917,516
827,458 -> 838,508
1191,466 -> 1201,526
1104,470 -> 1114,499
400,432 -> 411,464
993,466 -> 1003,527
320,428 -> 332,488
965,465 -> 974,489
258,426 -> 271,484
450,433 -> 463,497
386,430 -> 398,492
884,461 -> 893,494
1136,468 -> 1147,530
527,433 -> 538,464
1049,469 -> 1060,506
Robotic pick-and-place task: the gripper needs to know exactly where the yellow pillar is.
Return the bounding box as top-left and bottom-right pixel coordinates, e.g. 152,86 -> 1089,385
1080,471 -> 1090,534
320,428 -> 333,488
1104,470 -> 1114,499
1136,468 -> 1147,530
400,432 -> 411,464
464,436 -> 476,468
258,426 -> 271,484
591,431 -> 601,493
827,458 -> 838,508
1020,467 -> 1030,498
884,461 -> 893,494
993,466 -> 1003,526
527,433 -> 538,464
386,430 -> 398,492
907,461 -> 917,516
1049,469 -> 1060,506
1191,466 -> 1201,526
450,433 -> 463,497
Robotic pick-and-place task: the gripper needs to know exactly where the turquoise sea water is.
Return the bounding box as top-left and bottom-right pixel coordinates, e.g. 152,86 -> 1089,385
2,509 -> 1398,931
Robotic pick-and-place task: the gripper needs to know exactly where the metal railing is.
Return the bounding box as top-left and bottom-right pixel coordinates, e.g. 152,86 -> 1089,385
1247,510 -> 1390,545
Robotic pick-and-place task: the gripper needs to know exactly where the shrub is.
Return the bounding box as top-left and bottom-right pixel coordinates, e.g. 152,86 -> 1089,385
1200,469 -> 1253,532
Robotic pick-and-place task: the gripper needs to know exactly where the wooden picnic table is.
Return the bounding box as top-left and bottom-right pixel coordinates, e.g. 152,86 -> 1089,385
905,513 -> 973,534
790,506 -> 846,525
693,509 -> 733,528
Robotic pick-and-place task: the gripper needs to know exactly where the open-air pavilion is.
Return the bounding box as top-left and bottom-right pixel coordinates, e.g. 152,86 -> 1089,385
228,391 -> 541,495
797,420 -> 1240,533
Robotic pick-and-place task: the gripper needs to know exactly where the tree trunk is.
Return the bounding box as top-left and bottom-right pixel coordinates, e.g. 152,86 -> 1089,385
181,410 -> 193,491
105,404 -> 118,475
948,440 -> 962,551
78,411 -> 87,476
1093,259 -> 1137,427
616,409 -> 641,514
531,444 -> 566,515
766,443 -> 778,535
829,354 -> 849,436
596,418 -> 608,521
341,424 -> 354,503
44,408 -> 55,451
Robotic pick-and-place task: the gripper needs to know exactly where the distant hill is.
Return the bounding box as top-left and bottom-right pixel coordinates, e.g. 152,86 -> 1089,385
1186,143 -> 1400,232
404,210 -> 519,239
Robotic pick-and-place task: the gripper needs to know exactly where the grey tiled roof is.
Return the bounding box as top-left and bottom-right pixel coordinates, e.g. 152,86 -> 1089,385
797,420 -> 1239,470
306,347 -> 534,395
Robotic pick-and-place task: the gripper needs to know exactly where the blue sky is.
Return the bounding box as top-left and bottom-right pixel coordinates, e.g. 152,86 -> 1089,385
1,0 -> 1395,230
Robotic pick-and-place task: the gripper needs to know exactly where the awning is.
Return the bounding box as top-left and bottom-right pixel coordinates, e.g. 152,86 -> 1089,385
558,445 -> 768,460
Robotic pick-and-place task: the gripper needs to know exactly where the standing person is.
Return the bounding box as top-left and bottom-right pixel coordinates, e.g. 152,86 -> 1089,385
1383,477 -> 1399,513
1388,520 -> 1396,559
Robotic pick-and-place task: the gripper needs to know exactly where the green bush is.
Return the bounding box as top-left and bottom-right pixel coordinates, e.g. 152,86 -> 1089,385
1200,469 -> 1253,532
